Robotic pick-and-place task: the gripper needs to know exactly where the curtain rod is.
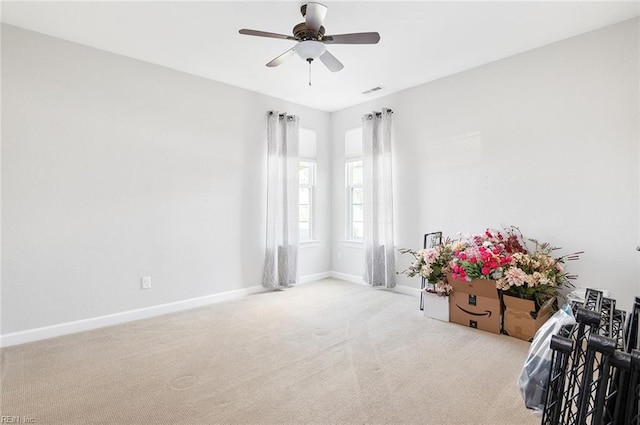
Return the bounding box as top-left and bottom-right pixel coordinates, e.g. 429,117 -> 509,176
268,111 -> 296,121
366,109 -> 393,120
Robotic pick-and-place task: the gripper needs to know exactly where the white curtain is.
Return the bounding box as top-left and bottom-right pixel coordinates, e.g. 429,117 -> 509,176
263,111 -> 299,289
362,108 -> 396,288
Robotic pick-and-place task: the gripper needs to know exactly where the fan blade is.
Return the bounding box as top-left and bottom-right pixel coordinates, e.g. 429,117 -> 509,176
305,2 -> 328,33
323,32 -> 380,45
319,50 -> 344,72
266,48 -> 296,67
239,29 -> 297,41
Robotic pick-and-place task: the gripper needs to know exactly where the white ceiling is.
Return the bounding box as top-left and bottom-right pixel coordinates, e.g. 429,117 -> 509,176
2,1 -> 639,112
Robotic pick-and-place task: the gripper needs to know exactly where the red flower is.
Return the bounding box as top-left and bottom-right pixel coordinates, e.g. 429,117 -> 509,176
481,267 -> 490,275
470,257 -> 477,264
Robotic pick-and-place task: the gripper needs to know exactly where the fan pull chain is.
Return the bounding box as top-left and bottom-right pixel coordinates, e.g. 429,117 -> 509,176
307,58 -> 313,86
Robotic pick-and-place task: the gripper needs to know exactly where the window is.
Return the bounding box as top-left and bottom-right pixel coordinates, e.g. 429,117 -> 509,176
299,160 -> 315,241
345,126 -> 363,242
298,128 -> 317,242
346,159 -> 363,241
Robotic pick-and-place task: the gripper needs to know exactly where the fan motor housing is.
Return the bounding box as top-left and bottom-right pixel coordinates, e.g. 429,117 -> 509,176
293,22 -> 325,41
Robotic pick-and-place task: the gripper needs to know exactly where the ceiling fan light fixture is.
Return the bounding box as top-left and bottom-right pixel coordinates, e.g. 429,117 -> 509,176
294,40 -> 326,60
239,2 -> 380,76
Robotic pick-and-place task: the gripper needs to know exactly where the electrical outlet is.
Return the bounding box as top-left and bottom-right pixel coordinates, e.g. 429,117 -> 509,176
141,276 -> 151,289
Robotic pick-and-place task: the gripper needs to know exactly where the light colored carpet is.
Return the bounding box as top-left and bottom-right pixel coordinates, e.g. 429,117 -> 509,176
1,279 -> 540,425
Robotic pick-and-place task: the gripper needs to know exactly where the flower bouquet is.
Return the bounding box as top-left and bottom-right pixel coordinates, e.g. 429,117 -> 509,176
399,241 -> 458,297
449,226 -> 580,306
496,237 -> 581,309
449,228 -> 525,282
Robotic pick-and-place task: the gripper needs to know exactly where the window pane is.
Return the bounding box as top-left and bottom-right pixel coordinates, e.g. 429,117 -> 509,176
352,187 -> 363,204
299,187 -> 310,204
299,160 -> 314,241
299,163 -> 310,185
346,158 -> 363,241
352,222 -> 364,240
299,205 -> 310,222
351,161 -> 363,185
299,222 -> 310,240
352,204 -> 363,222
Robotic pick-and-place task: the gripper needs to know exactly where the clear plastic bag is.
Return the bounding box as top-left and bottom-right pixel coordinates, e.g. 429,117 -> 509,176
518,304 -> 576,414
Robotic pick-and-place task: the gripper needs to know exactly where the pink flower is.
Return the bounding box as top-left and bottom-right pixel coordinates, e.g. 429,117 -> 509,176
505,267 -> 528,287
470,257 -> 477,264
481,267 -> 490,275
460,253 -> 467,260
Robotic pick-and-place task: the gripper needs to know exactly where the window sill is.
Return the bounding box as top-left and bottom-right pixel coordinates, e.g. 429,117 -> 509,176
300,240 -> 322,249
341,240 -> 363,248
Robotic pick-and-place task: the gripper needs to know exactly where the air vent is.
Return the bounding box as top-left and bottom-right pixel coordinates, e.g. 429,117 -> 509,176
362,86 -> 383,95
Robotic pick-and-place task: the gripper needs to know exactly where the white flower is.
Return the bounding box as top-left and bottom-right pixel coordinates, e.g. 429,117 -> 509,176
496,278 -> 510,290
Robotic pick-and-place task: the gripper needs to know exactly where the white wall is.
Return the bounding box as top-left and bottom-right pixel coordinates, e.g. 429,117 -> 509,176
331,18 -> 640,311
1,24 -> 331,334
3,17 -> 639,339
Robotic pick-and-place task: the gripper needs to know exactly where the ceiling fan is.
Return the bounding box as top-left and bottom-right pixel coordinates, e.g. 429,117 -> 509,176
239,2 -> 380,82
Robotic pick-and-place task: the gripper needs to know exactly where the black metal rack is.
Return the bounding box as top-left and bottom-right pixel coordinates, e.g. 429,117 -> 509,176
541,290 -> 640,425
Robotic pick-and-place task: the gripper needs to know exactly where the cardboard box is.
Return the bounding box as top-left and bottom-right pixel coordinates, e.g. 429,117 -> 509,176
503,295 -> 556,342
448,275 -> 501,334
423,291 -> 449,322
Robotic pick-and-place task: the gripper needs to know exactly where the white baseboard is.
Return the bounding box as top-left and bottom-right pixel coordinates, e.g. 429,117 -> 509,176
329,271 -> 366,285
393,284 -> 421,297
0,284 -> 268,348
298,271 -> 332,284
328,271 -> 419,298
